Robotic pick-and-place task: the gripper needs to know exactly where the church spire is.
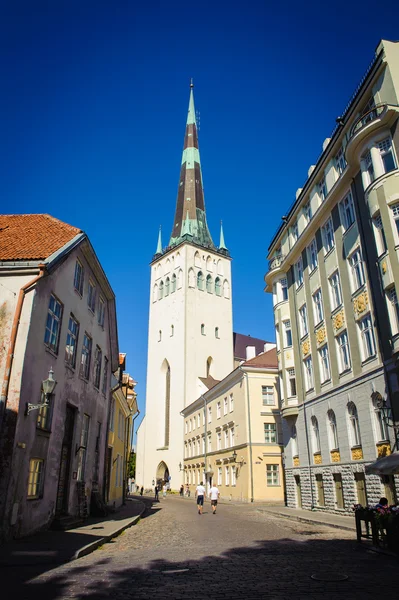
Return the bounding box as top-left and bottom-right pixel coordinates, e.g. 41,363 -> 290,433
169,82 -> 214,249
219,221 -> 227,251
155,226 -> 162,255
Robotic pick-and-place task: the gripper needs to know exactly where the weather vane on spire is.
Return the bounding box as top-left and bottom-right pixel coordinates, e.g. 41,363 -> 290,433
190,77 -> 194,88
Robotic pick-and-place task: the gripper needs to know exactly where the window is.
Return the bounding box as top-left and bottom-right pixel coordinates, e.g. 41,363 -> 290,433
299,304 -> 308,337
262,385 -> 275,406
206,274 -> 213,293
201,324 -> 205,335
283,320 -> 292,347
318,177 -> 327,202
287,368 -> 296,397
387,287 -> 399,333
215,327 -> 219,338
311,416 -> 320,453
37,390 -> 53,431
80,333 -> 92,380
348,402 -> 361,447
65,315 -> 79,367
224,429 -> 229,448
74,260 -> 84,295
217,467 -> 222,485
208,434 -> 212,452
313,289 -> 324,324
378,138 -> 396,174
349,249 -> 365,290
118,410 -> 124,440
225,466 -> 230,485
372,397 -> 389,442
231,465 -> 236,486
98,297 -> 106,327
230,427 -> 235,446
171,324 -> 174,336
158,281 -> 164,300
304,202 -> 312,224
27,458 -> 44,499
197,438 -> 200,454
337,331 -> 351,372
322,218 -> 335,253
327,409 -> 339,450
359,314 -> 376,359
165,277 -> 170,296
93,346 -> 102,389
77,414 -> 90,481
217,431 -> 222,450
192,417 -> 195,431
266,464 -> 279,486
185,421 -> 188,434
223,397 -> 228,415
335,146 -> 347,177
171,273 -> 177,293
318,345 -> 331,383
229,394 -> 234,412
217,401 -> 221,419
215,277 -> 222,296
202,436 -> 205,453
303,356 -> 314,391
373,213 -> 387,256
295,257 -> 304,288
340,192 -> 356,230
264,423 -> 277,443
329,271 -> 342,310
158,330 -> 162,342
208,406 -> 212,423
88,280 -> 96,312
280,278 -> 288,301
197,271 -> 204,290
44,295 -> 63,353
362,149 -> 375,185
307,239 -> 318,272
292,221 -> 299,243
275,325 -> 280,352
391,203 -> 399,238
197,413 -> 201,428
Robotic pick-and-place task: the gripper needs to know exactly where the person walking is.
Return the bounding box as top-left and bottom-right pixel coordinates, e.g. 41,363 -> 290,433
162,484 -> 167,499
180,485 -> 184,497
195,481 -> 206,514
154,485 -> 159,501
140,486 -> 144,496
209,483 -> 220,514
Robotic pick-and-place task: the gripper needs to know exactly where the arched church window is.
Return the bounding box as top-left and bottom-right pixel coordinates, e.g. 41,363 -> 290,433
215,327 -> 219,339
171,324 -> 174,337
206,256 -> 213,272
217,259 -> 224,275
197,271 -> 204,291
223,279 -> 230,299
215,277 -> 221,296
165,259 -> 170,274
158,330 -> 162,342
175,252 -> 181,268
165,277 -> 170,296
194,251 -> 201,268
171,273 -> 177,293
157,263 -> 162,279
201,324 -> 205,335
206,356 -> 213,377
153,283 -> 158,302
188,268 -> 195,288
206,274 -> 213,293
159,281 -> 164,300
178,269 -> 183,289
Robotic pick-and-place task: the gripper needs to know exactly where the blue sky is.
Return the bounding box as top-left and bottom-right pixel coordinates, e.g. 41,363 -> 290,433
1,1 -> 397,435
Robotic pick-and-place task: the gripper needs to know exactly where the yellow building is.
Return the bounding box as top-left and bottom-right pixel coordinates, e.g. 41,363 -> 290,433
106,354 -> 138,508
182,348 -> 284,503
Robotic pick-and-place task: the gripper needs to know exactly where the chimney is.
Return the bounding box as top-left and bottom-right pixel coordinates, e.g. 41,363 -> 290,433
264,342 -> 276,352
246,346 -> 256,360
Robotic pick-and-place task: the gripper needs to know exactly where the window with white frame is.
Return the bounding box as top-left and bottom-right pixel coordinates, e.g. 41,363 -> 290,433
275,325 -> 280,352
185,421 -> 188,434
27,458 -> 44,499
208,434 -> 212,452
322,218 -> 335,253
349,248 -> 365,291
287,368 -> 296,397
218,467 -> 222,485
362,149 -> 375,186
98,296 -> 106,327
80,333 -> 92,380
304,201 -> 312,224
229,393 -> 234,412
372,396 -> 389,442
391,203 -> 399,239
359,314 -> 376,359
272,283 -> 277,306
208,406 -> 212,423
372,213 -> 387,256
311,416 -> 321,453
295,256 -> 304,288
378,138 -> 396,174
223,397 -> 228,416
189,419 -> 192,432
231,465 -> 236,486
197,413 -> 201,428
319,345 -> 331,383
224,429 -> 229,448
318,176 -> 327,202
280,278 -> 288,301
329,271 -> 342,310
74,260 -> 84,295
44,295 -> 63,353
264,423 -> 277,443
283,320 -> 292,347
299,304 -> 308,337
335,146 -> 347,177
262,385 -> 275,406
292,221 -> 299,243
230,427 -> 235,446
188,441 -> 192,457
337,331 -> 351,372
348,402 -> 361,447
266,464 -> 279,486
340,192 -> 356,230
327,409 -> 339,450
88,279 -> 96,313
65,315 -> 79,367
217,431 -> 222,450
93,346 -> 102,389
197,438 -> 201,455
312,288 -> 324,324
225,466 -> 230,485
307,238 -> 318,272
217,401 -> 221,419
303,356 -> 314,391
387,287 -> 399,334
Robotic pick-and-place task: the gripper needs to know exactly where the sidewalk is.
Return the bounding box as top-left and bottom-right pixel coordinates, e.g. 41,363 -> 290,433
257,505 -> 356,531
0,497 -> 147,567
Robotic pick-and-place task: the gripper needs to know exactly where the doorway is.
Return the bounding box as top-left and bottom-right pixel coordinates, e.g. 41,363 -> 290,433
355,473 -> 367,506
294,475 -> 302,508
333,473 -> 344,508
55,405 -> 75,515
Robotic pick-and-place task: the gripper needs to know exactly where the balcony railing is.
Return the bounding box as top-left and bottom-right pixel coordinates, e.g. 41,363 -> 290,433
350,104 -> 387,138
268,254 -> 286,271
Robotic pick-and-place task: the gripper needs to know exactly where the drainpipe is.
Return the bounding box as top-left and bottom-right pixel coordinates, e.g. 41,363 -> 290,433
202,396 -> 207,489
0,265 -> 46,424
241,368 -> 254,502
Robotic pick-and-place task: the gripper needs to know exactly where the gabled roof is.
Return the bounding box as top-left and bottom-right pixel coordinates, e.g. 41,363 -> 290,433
0,214 -> 82,261
199,375 -> 220,390
233,332 -> 268,360
243,347 -> 278,369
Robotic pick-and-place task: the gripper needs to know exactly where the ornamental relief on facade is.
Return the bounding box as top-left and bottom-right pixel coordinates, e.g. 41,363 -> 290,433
351,447 -> 363,460
377,442 -> 391,457
315,326 -> 327,346
330,450 -> 341,463
302,339 -> 310,357
353,291 -> 369,318
332,310 -> 345,332
293,456 -> 300,467
313,453 -> 322,465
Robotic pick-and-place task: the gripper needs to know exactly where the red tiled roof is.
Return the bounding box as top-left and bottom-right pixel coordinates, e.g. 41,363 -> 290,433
0,214 -> 82,261
243,347 -> 278,369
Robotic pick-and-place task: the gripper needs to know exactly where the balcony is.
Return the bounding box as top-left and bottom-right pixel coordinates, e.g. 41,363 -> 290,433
281,397 -> 298,418
346,103 -> 399,164
268,254 -> 286,272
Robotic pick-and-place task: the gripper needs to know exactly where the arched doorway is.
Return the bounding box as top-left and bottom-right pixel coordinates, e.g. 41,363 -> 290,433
156,461 -> 170,487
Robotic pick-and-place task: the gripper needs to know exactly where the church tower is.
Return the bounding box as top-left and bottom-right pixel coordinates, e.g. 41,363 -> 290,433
137,84 -> 233,489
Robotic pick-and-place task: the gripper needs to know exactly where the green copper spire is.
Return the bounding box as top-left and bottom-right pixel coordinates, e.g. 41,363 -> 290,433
182,211 -> 192,237
219,221 -> 227,250
156,226 -> 162,255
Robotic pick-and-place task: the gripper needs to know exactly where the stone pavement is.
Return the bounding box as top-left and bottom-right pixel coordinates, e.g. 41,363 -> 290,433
257,504 -> 356,531
2,494 -> 397,600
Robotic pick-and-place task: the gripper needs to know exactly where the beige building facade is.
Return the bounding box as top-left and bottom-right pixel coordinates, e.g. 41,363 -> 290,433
181,348 -> 284,503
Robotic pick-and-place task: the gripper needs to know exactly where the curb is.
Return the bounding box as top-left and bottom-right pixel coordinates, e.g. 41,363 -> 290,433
257,508 -> 356,532
73,500 -> 146,560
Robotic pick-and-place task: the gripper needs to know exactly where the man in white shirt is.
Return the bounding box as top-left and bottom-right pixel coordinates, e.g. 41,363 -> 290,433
209,484 -> 220,514
195,481 -> 206,515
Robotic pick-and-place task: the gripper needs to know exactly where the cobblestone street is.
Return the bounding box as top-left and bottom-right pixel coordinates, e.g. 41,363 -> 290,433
3,495 -> 398,600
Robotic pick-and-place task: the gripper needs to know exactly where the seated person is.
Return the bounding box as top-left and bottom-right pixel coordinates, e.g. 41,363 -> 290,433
375,497 -> 389,509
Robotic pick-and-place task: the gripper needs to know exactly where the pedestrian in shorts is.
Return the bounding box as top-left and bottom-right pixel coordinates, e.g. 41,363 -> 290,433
195,481 -> 206,515
209,484 -> 220,514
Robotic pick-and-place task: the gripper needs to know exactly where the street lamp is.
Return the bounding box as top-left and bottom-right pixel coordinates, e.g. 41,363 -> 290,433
26,367 -> 57,414
231,450 -> 237,463
372,391 -> 399,449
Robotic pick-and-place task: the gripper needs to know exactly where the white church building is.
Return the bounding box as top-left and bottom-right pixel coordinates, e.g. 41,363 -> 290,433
136,84 -> 236,490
